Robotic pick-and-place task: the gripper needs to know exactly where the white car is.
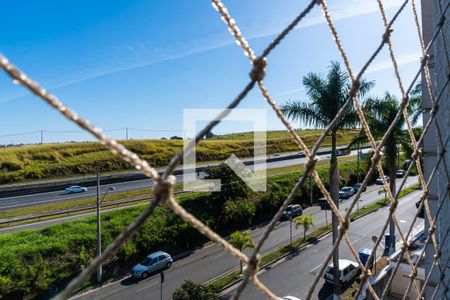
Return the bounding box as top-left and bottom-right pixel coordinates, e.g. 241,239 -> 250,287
65,186 -> 88,193
376,176 -> 390,185
279,297 -> 302,300
339,187 -> 355,199
324,259 -> 359,285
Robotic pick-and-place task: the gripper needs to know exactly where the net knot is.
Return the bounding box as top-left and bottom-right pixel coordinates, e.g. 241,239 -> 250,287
382,28 -> 393,43
429,225 -> 436,235
389,201 -> 398,212
372,150 -> 382,163
243,254 -> 260,277
431,104 -> 439,116
421,54 -> 430,65
340,219 -> 350,231
349,79 -> 361,98
401,242 -> 408,253
249,57 -> 267,81
304,155 -> 318,170
153,175 -> 176,205
400,95 -> 409,109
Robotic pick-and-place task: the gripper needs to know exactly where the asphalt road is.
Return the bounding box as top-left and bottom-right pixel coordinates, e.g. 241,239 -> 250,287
0,149 -> 369,211
221,191 -> 421,300
72,177 -> 418,300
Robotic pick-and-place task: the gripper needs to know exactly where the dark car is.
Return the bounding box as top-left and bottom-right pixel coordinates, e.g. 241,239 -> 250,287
281,204 -> 303,220
352,183 -> 366,193
396,169 -> 406,178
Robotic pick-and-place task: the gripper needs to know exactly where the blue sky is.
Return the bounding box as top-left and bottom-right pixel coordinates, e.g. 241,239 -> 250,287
0,0 -> 422,144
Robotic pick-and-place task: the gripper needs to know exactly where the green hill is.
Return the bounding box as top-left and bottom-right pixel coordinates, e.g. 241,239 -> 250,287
0,129 -> 358,185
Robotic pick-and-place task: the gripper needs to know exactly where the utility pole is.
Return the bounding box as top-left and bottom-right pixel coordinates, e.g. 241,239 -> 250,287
356,141 -> 360,184
96,172 -> 102,283
160,271 -> 164,300
40,130 -> 43,144
126,127 -> 129,140
289,216 -> 293,246
356,141 -> 360,213
309,175 -> 313,206
330,131 -> 341,299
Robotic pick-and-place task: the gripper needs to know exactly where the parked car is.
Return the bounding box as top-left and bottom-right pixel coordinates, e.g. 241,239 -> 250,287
281,204 -> 303,220
376,176 -> 390,185
131,251 -> 173,279
279,296 -> 302,300
324,259 -> 359,285
339,187 -> 355,199
65,186 -> 87,193
352,183 -> 366,193
396,169 -> 406,178
273,153 -> 281,157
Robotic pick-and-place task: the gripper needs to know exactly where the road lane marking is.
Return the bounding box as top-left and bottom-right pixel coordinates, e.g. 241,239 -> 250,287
310,263 -> 323,275
135,281 -> 157,292
210,253 -> 225,260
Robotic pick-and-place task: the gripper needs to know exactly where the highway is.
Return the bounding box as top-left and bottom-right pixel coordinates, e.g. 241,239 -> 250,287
221,190 -> 421,300
0,149 -> 369,211
72,177 -> 418,300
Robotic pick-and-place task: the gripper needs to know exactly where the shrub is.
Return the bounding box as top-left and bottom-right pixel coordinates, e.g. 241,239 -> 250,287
173,280 -> 218,300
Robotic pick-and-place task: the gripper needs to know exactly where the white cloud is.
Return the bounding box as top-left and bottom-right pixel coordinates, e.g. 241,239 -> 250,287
366,51 -> 421,74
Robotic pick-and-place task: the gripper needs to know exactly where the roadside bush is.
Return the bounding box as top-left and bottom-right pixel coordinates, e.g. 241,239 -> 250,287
0,161 -> 23,172
173,279 -> 218,300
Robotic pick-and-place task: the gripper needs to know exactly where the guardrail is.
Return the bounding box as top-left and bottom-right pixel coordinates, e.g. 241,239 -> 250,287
0,195 -> 152,227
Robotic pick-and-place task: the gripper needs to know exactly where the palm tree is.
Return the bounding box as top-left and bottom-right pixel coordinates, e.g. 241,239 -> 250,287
281,61 -> 374,205
364,92 -> 406,254
408,83 -> 423,126
281,62 -> 373,297
229,230 -> 255,273
294,215 -> 315,240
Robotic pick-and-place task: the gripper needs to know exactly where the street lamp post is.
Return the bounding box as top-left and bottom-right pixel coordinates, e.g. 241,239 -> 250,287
96,172 -> 115,283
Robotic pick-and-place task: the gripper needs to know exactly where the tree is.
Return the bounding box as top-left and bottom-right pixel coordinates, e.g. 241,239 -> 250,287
172,280 -> 218,300
294,215 -> 315,240
204,164 -> 251,205
281,61 -> 374,297
378,186 -> 387,202
364,92 -> 406,254
408,83 -> 423,126
228,230 -> 255,273
280,61 -> 374,211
